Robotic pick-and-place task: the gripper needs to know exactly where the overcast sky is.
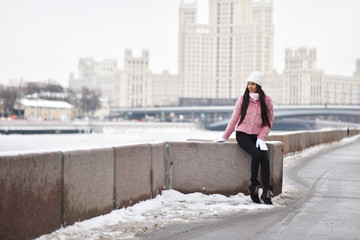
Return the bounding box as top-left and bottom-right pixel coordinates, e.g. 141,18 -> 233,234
0,0 -> 359,87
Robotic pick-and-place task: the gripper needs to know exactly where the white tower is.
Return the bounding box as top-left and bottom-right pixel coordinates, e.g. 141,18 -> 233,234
178,0 -> 274,99
118,49 -> 152,107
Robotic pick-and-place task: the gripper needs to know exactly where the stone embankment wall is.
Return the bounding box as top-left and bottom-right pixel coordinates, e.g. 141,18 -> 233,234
1,129 -> 359,239
266,129 -> 359,154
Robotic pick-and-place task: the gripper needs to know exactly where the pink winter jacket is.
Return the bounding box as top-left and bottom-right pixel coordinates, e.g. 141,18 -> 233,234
222,95 -> 274,141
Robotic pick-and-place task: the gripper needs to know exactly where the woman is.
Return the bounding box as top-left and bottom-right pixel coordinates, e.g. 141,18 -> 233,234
216,71 -> 274,204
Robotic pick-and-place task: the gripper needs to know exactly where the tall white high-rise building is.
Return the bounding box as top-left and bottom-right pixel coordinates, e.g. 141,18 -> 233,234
178,0 -> 273,99
116,49 -> 153,107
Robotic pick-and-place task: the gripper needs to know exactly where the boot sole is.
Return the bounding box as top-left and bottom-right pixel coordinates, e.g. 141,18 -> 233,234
260,197 -> 273,205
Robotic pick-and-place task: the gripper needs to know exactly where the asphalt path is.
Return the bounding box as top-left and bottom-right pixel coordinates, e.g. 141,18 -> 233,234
137,138 -> 360,240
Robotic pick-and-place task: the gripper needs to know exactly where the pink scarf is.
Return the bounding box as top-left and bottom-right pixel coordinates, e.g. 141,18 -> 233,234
250,93 -> 259,101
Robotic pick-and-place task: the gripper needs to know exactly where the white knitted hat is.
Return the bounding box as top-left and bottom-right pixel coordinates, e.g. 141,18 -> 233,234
246,71 -> 263,87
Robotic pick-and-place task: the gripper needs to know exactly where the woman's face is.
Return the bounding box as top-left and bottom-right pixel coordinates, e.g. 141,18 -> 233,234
247,81 -> 258,93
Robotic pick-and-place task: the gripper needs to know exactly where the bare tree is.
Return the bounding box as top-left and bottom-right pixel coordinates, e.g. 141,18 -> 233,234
23,82 -> 64,96
65,88 -> 83,118
23,82 -> 43,95
0,86 -> 18,116
80,87 -> 101,118
43,83 -> 64,93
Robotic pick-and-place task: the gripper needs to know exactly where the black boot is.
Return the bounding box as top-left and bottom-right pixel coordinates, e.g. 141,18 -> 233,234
260,186 -> 274,205
248,181 -> 261,204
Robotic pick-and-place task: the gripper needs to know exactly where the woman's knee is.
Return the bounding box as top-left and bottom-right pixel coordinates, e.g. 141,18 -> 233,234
260,152 -> 270,164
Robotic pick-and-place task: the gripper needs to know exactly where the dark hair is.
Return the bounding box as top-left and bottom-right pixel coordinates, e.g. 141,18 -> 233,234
237,85 -> 272,128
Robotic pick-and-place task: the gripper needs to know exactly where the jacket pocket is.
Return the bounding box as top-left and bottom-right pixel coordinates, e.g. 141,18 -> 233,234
254,115 -> 262,125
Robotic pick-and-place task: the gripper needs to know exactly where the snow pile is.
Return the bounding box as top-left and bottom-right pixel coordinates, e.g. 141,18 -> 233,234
37,190 -> 280,240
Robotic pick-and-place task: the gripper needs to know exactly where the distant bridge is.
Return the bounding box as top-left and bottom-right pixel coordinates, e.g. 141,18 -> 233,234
206,105 -> 360,131
272,105 -> 360,119
111,105 -> 360,119
111,105 -> 360,130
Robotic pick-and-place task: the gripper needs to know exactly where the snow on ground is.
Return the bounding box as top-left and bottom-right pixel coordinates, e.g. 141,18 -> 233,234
35,183 -> 305,240
36,190 -> 276,240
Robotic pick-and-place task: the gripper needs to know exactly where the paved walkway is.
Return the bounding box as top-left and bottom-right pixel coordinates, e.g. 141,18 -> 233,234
137,138 -> 360,240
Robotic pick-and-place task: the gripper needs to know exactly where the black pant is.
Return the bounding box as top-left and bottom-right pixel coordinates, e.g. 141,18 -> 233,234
236,131 -> 270,188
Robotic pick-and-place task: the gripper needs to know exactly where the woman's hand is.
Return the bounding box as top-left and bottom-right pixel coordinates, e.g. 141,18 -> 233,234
256,138 -> 268,150
213,137 -> 226,143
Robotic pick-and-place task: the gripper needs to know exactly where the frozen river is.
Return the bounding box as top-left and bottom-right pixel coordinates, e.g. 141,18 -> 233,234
0,126 -> 224,155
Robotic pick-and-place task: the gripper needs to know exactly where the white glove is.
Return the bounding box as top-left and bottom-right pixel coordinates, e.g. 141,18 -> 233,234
256,138 -> 268,151
213,137 -> 226,143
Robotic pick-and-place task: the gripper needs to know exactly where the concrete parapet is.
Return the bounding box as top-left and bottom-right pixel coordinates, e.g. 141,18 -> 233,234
305,132 -> 314,148
267,134 -> 290,154
321,130 -> 333,144
114,144 -> 152,208
298,132 -> 307,151
349,129 -> 360,137
335,130 -> 347,141
288,133 -> 300,153
267,128 -> 360,155
151,143 -> 166,197
0,152 -> 62,240
169,141 -> 284,197
169,141 -> 252,195
63,148 -> 114,226
266,141 -> 284,196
